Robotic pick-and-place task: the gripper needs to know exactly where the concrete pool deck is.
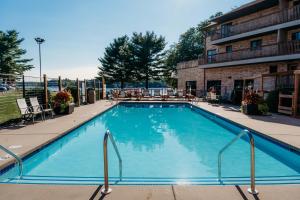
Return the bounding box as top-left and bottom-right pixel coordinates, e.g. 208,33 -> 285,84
194,102 -> 300,151
0,184 -> 299,200
0,100 -> 300,199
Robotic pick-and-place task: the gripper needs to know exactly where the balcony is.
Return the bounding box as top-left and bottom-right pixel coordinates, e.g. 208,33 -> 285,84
199,41 -> 300,66
211,5 -> 300,41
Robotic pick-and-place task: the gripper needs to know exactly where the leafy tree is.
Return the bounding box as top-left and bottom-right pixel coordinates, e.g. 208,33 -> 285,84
130,31 -> 166,89
98,35 -> 133,89
162,12 -> 223,85
0,30 -> 33,74
162,44 -> 178,88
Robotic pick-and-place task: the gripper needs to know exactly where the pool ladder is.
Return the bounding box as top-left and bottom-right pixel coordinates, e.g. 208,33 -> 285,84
218,129 -> 258,195
101,130 -> 122,195
0,145 -> 23,179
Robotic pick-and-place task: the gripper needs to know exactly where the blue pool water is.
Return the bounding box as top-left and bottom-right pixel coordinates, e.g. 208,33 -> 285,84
1,103 -> 300,185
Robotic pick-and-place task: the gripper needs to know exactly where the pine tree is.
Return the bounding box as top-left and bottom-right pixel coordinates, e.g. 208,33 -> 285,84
130,31 -> 166,89
0,30 -> 33,74
98,36 -> 133,89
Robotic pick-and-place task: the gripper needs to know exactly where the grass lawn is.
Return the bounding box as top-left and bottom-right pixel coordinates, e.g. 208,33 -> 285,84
0,91 -> 22,124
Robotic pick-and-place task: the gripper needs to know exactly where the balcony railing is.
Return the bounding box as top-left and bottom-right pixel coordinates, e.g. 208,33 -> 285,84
198,41 -> 300,65
211,5 -> 300,41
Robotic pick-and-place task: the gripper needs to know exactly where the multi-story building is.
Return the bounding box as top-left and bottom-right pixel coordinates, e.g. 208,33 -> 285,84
177,0 -> 300,114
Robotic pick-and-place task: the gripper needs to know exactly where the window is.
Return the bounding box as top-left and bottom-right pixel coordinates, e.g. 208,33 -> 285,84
294,0 -> 300,6
207,49 -> 217,63
288,64 -> 298,71
221,23 -> 232,37
250,39 -> 262,50
207,80 -> 221,95
186,81 -> 197,96
292,32 -> 300,41
269,65 -> 278,74
226,45 -> 232,53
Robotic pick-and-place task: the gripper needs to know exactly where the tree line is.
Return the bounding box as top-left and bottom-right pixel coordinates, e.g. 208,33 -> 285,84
98,12 -> 222,88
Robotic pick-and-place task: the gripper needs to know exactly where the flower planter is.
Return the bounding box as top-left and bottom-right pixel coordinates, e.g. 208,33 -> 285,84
54,103 -> 75,115
242,104 -> 258,115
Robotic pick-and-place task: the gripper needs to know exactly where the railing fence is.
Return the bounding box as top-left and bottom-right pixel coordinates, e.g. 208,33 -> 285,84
0,73 -> 105,125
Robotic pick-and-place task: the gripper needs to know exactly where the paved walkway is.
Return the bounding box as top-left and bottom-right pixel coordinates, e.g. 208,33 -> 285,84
195,102 -> 300,150
0,100 -> 115,170
0,184 -> 299,200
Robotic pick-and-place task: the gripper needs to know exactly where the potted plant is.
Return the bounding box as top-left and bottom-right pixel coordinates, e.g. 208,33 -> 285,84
52,90 -> 75,115
241,91 -> 260,115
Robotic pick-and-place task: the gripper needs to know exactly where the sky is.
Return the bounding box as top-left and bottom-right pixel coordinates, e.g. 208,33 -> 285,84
0,0 -> 252,79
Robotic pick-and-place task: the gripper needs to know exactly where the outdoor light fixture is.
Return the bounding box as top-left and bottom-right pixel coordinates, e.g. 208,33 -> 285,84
34,37 -> 45,82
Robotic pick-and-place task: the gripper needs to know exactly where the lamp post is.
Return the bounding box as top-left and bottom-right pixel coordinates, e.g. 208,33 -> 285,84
34,37 -> 45,82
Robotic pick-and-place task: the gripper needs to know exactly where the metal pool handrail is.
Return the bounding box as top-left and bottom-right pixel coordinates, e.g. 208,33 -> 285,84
218,129 -> 258,195
0,145 -> 23,179
101,130 -> 122,195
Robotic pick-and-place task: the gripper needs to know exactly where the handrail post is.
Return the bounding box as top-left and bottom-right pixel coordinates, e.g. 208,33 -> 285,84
0,145 -> 23,179
218,129 -> 258,195
101,130 -> 122,195
248,134 -> 258,195
101,131 -> 112,194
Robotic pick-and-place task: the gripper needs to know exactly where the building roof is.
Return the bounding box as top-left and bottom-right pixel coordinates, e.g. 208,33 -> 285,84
211,0 -> 279,23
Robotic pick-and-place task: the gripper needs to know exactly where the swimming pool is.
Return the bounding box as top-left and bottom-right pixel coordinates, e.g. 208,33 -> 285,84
0,102 -> 299,185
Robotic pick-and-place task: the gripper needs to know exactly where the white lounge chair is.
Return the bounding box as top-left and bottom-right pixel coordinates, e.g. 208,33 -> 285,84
153,89 -> 161,99
177,90 -> 186,99
30,97 -> 53,119
119,90 -> 126,98
143,89 -> 151,98
167,89 -> 176,99
17,98 -> 44,123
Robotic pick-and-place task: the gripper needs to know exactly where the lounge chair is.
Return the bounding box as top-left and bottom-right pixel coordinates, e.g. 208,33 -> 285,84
153,89 -> 161,99
119,90 -> 126,98
142,89 -> 151,99
167,89 -> 175,98
30,97 -> 53,119
177,90 -> 186,100
16,98 -> 44,123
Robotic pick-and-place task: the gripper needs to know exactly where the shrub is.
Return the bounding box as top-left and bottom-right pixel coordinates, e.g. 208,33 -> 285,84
65,87 -> 78,103
52,90 -> 73,112
242,91 -> 260,105
258,102 -> 269,115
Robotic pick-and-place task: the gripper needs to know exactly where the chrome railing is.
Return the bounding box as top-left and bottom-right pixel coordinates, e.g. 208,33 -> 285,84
0,145 -> 23,179
101,130 -> 122,195
218,129 -> 258,195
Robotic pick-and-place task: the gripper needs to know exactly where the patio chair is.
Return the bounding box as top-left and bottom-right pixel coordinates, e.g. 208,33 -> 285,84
30,97 -> 54,119
209,93 -> 221,104
166,89 -> 176,100
205,92 -> 212,101
177,90 -> 186,100
153,89 -> 161,99
142,89 -> 151,98
119,90 -> 126,98
16,98 -> 44,123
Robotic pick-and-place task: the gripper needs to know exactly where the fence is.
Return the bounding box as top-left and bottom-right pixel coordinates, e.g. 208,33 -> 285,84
0,73 -> 105,125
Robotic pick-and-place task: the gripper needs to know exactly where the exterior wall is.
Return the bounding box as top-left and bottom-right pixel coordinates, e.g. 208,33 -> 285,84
177,61 -> 204,91
177,0 -> 300,101
219,6 -> 279,28
177,61 -> 300,98
206,33 -> 278,53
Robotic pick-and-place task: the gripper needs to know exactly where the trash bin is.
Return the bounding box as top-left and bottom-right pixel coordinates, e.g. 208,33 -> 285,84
87,89 -> 96,104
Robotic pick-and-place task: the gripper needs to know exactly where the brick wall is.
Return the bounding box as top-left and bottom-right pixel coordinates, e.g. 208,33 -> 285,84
177,61 -> 300,99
